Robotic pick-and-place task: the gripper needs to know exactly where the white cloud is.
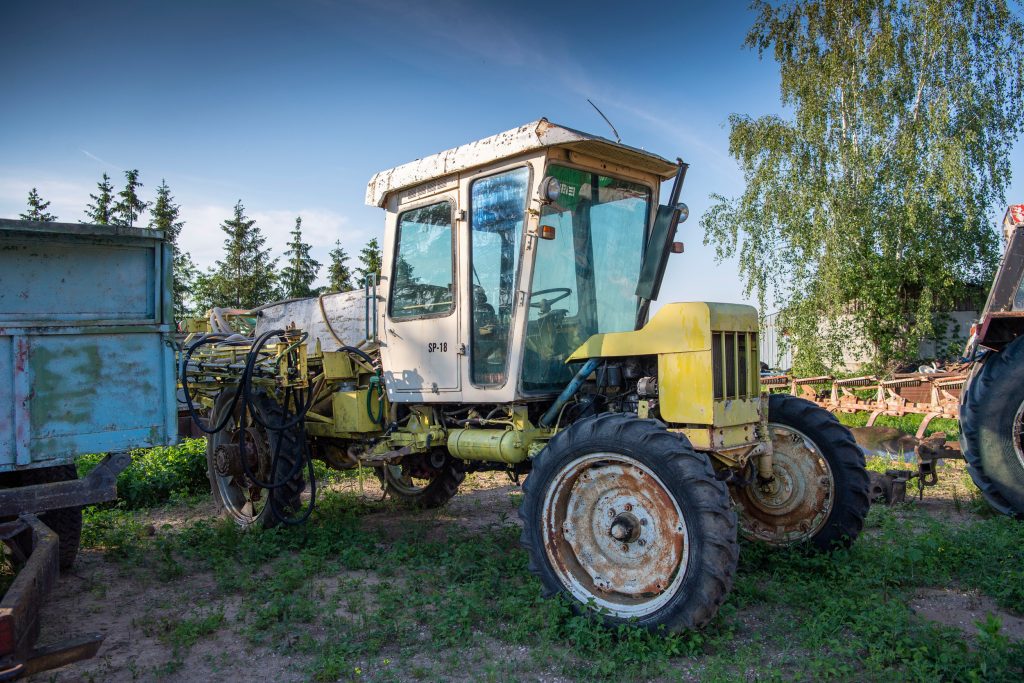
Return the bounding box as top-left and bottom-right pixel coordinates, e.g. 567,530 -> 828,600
0,174 -> 92,222
79,149 -> 117,168
177,203 -> 374,287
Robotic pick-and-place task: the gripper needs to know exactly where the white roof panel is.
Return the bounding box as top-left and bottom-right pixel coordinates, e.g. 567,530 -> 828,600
365,118 -> 678,207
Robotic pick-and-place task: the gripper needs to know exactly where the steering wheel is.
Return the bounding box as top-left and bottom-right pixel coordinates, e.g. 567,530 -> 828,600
529,287 -> 572,313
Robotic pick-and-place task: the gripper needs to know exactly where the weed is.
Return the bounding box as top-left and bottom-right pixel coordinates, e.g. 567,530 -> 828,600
835,411 -> 960,439
67,441 -> 1024,681
77,438 -> 209,510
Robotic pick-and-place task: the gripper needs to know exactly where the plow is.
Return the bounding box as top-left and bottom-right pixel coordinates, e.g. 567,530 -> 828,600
760,203 -> 1024,513
761,369 -> 967,505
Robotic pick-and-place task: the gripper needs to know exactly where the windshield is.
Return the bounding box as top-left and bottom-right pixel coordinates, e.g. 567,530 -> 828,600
522,165 -> 651,392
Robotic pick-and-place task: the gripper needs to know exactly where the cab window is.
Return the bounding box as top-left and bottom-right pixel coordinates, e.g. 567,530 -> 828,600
390,201 -> 454,319
470,167 -> 529,385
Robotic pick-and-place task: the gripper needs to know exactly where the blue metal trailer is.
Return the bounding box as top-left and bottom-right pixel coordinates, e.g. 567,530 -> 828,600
0,218 -> 178,678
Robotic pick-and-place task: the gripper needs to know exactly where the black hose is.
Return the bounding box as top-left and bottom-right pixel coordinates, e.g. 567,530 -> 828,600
180,329 -> 317,524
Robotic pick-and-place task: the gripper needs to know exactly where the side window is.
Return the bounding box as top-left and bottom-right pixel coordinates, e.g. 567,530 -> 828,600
390,201 -> 454,319
470,167 -> 529,385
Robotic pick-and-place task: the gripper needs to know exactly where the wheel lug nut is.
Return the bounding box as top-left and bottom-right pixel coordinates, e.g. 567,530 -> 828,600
624,503 -> 633,511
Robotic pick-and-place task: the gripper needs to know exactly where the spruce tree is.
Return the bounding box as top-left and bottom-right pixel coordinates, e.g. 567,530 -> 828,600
84,173 -> 115,224
326,240 -> 354,293
355,237 -> 383,286
279,217 -> 321,298
20,188 -> 57,222
149,180 -> 196,320
205,200 -> 279,309
112,169 -> 149,227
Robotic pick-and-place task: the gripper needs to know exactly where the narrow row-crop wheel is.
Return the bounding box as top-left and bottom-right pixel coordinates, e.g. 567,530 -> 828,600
205,390 -> 305,529
375,450 -> 464,509
730,394 -> 870,551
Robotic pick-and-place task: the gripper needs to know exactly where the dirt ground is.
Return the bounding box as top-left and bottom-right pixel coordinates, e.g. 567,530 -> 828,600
28,464 -> 1024,682
32,473 -> 526,683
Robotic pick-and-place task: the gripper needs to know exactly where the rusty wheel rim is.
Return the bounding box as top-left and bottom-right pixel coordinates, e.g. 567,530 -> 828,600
1013,398 -> 1024,471
382,464 -> 431,496
737,424 -> 835,545
541,453 -> 689,618
210,406 -> 269,526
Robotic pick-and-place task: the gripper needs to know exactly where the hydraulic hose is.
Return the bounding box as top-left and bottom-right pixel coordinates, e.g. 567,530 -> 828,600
180,329 -> 317,524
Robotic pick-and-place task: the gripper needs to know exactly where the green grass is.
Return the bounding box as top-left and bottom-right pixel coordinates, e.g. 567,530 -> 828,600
82,484 -> 1024,681
68,432 -> 1020,680
77,438 -> 210,509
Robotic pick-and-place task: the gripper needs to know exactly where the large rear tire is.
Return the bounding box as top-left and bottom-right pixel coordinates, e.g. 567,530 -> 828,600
731,394 -> 869,551
519,413 -> 738,632
960,335 -> 1024,517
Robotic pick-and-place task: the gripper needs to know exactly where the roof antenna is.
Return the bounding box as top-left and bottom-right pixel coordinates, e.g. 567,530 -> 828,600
587,99 -> 621,144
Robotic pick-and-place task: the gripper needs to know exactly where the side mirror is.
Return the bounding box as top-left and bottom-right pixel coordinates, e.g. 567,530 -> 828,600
676,202 -> 689,223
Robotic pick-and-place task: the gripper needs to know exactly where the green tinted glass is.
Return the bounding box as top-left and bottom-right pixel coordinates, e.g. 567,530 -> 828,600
522,165 -> 650,392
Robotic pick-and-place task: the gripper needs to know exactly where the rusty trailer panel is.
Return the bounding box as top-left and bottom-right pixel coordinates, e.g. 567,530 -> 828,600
0,515 -> 103,679
0,219 -> 178,471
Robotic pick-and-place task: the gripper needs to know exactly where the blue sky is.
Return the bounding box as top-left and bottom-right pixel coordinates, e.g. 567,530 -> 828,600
2,0 -> 1022,312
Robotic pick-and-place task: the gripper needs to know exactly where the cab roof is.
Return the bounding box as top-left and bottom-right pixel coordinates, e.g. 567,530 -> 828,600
365,118 -> 679,208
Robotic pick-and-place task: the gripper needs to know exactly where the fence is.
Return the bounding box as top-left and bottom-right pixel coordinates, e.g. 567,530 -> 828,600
759,311 -> 793,371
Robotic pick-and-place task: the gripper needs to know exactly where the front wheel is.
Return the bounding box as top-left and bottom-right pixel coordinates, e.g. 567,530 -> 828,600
519,413 -> 738,632
731,394 -> 870,551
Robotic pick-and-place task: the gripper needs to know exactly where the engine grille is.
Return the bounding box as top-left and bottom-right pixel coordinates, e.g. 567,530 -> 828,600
712,331 -> 759,400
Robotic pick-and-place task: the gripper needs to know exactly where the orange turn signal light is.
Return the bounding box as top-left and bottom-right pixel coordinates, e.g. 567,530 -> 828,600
539,225 -> 557,240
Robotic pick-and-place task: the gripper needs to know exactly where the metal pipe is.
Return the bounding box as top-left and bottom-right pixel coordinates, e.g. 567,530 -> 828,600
539,358 -> 599,428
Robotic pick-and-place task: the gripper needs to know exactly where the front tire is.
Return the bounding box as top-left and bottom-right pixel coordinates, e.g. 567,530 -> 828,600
732,394 -> 869,551
960,335 -> 1024,517
519,413 -> 738,632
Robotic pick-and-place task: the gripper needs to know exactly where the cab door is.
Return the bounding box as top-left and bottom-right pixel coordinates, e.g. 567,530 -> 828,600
379,194 -> 461,401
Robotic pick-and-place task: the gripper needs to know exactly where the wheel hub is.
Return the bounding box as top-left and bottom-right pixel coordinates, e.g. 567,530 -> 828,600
213,427 -> 266,480
609,513 -> 641,543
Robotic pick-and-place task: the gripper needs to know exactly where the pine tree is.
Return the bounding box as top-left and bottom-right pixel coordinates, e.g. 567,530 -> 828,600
20,188 -> 57,222
355,237 -> 382,286
326,240 -> 354,293
149,180 -> 196,320
202,200 -> 279,309
112,169 -> 149,227
279,217 -> 321,298
84,173 -> 115,224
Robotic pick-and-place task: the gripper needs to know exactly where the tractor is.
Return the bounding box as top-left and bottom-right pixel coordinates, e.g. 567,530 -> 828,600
960,204 -> 1024,517
182,119 -> 870,632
